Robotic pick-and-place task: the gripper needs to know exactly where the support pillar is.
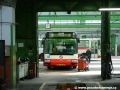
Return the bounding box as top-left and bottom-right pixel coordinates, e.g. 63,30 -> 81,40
111,34 -> 117,56
0,5 -> 16,88
101,0 -> 111,77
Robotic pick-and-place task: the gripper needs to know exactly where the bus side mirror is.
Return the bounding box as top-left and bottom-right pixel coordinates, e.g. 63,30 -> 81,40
40,53 -> 44,61
42,40 -> 44,45
42,38 -> 45,45
98,40 -> 100,45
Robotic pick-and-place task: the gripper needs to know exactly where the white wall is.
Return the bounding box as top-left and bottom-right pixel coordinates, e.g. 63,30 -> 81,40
0,6 -> 15,45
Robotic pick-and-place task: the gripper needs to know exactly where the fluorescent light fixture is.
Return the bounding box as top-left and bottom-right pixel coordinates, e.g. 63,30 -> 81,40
99,8 -> 120,11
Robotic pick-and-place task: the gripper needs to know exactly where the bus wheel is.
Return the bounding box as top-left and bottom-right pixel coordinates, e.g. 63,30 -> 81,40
73,66 -> 76,69
47,66 -> 51,69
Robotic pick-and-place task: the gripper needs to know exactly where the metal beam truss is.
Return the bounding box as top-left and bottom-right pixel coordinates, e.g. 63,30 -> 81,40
38,24 -> 120,28
38,15 -> 120,20
0,0 -> 16,8
38,30 -> 120,35
38,14 -> 120,28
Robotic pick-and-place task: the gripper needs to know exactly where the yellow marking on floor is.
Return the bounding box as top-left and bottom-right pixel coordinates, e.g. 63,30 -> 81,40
39,83 -> 46,90
96,82 -> 105,90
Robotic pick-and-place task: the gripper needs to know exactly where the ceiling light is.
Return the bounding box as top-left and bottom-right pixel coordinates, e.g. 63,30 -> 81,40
99,8 -> 120,11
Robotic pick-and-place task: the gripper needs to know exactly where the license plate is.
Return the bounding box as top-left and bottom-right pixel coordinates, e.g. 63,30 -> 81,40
57,64 -> 65,66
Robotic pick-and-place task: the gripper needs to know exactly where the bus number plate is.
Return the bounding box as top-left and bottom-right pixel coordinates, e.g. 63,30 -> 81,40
57,64 -> 65,66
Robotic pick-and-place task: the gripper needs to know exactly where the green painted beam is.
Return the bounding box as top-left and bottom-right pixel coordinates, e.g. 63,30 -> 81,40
112,11 -> 117,15
76,12 -> 80,15
38,12 -> 42,15
38,16 -> 120,20
38,24 -> 120,28
49,12 -> 51,16
38,15 -> 120,17
54,12 -> 57,16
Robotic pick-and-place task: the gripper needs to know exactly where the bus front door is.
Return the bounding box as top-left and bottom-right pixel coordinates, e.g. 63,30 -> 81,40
91,40 -> 98,58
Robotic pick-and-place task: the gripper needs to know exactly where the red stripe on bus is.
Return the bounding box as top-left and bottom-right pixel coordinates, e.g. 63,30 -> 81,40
45,59 -> 78,60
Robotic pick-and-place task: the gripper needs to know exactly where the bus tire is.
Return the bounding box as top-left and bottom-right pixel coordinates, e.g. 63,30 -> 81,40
47,66 -> 51,69
73,66 -> 76,69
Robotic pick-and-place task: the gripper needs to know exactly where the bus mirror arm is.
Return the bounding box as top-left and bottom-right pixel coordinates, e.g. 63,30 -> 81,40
40,53 -> 44,61
77,38 -> 80,43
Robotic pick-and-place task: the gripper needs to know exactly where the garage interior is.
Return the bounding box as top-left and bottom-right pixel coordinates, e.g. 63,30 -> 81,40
0,0 -> 120,90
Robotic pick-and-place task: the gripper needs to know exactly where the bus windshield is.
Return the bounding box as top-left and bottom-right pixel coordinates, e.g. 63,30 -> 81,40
44,39 -> 78,55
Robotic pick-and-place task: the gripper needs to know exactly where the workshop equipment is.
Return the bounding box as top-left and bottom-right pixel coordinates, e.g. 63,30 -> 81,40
78,57 -> 87,71
78,53 -> 89,71
29,62 -> 36,78
28,66 -> 33,79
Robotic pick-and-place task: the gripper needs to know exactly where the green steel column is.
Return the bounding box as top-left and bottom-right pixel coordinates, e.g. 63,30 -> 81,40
34,0 -> 39,78
10,25 -> 14,88
111,34 -> 116,55
101,0 -> 110,76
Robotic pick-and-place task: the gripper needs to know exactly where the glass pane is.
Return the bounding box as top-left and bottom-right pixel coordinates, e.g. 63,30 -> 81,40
45,39 -> 77,55
91,41 -> 98,54
78,40 -> 89,48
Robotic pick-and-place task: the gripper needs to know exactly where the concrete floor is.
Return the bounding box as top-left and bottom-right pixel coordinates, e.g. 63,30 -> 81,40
12,75 -> 120,90
10,57 -> 120,90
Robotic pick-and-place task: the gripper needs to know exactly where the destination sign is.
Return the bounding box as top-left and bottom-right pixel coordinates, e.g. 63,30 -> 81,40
49,33 -> 72,38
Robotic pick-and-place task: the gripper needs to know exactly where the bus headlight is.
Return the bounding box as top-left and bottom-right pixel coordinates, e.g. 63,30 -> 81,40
72,60 -> 78,63
44,60 -> 50,63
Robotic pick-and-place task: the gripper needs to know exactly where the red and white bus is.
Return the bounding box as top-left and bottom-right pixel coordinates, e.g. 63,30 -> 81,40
78,38 -> 101,58
41,32 -> 80,69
